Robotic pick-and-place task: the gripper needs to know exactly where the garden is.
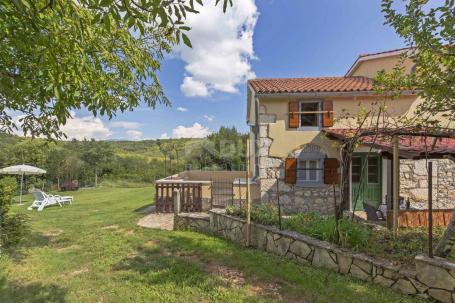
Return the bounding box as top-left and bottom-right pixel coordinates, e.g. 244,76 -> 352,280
0,184 -> 425,302
226,204 -> 453,266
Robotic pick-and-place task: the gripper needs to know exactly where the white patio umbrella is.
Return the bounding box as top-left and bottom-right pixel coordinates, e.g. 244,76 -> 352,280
0,165 -> 46,204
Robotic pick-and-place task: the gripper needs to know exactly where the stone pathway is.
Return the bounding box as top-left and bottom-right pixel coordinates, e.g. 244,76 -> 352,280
137,212 -> 174,231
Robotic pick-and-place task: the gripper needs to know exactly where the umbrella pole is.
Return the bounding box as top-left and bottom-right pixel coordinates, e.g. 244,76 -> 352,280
19,172 -> 24,205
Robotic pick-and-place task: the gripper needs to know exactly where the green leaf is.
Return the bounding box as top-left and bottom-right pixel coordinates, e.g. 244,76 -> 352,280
181,33 -> 192,48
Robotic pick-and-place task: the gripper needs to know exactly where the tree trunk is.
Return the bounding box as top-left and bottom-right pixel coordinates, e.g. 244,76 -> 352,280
94,167 -> 98,188
340,148 -> 352,212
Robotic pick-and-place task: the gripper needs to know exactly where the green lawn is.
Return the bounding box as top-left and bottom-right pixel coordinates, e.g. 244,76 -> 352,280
0,187 -> 424,303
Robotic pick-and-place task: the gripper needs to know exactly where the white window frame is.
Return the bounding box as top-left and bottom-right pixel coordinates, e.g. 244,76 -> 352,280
297,159 -> 323,185
298,100 -> 322,131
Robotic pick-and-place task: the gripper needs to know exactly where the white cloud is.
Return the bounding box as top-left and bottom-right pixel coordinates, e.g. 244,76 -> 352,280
176,106 -> 189,112
172,123 -> 211,138
8,111 -> 112,140
126,130 -> 143,140
60,112 -> 112,140
175,0 -> 258,97
203,115 -> 214,122
160,133 -> 170,139
110,121 -> 141,129
180,77 -> 209,97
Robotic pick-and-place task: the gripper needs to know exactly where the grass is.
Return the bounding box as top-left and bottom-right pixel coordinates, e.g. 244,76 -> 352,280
0,187 -> 425,303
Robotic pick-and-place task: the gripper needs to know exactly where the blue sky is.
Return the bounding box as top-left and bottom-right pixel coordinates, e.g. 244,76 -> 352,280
70,0 -> 406,141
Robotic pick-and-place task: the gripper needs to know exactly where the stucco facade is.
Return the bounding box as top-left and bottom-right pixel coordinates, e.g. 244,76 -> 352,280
248,48 -> 455,214
255,112 -> 340,214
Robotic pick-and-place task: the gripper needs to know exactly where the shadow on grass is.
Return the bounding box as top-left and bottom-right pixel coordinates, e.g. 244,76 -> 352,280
134,203 -> 155,214
0,275 -> 67,303
113,244 -> 208,287
129,231 -> 423,303
5,231 -> 53,263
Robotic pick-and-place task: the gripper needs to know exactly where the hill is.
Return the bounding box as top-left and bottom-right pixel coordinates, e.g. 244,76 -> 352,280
0,127 -> 246,188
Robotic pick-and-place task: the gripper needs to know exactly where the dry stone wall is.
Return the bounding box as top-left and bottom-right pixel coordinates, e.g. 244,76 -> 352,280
400,159 -> 455,209
173,212 -> 210,233
174,209 -> 455,303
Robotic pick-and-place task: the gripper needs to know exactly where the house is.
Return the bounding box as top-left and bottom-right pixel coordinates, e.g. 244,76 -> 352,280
246,48 -> 455,215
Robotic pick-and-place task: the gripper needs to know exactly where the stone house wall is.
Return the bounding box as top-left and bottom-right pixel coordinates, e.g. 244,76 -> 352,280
255,113 -> 340,215
256,107 -> 454,214
174,209 -> 455,303
400,159 -> 455,209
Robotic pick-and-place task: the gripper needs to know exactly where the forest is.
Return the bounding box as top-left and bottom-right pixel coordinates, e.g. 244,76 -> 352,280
0,126 -> 247,189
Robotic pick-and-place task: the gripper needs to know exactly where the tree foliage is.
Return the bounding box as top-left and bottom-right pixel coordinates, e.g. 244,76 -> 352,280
0,0 -> 232,138
0,177 -> 28,251
206,126 -> 247,170
379,0 -> 455,124
0,126 -> 246,188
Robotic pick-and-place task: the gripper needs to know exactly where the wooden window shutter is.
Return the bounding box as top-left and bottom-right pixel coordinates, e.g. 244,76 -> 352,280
288,101 -> 299,128
285,158 -> 297,184
322,100 -> 334,127
324,158 -> 339,184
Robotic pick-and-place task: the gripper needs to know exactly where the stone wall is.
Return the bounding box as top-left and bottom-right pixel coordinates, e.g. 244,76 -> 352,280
415,255 -> 455,303
179,209 -> 455,303
173,212 -> 210,233
400,159 -> 455,209
256,116 -> 339,215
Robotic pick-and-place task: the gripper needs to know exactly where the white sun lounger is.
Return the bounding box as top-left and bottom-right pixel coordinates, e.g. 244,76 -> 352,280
28,190 -> 73,211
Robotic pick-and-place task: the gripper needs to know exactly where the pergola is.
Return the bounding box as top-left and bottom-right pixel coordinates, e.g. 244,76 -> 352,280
324,128 -> 455,159
323,127 -> 455,257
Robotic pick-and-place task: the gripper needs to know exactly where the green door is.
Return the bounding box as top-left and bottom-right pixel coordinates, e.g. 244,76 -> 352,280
351,154 -> 382,211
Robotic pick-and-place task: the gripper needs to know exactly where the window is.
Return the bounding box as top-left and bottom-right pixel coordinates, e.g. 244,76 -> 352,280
351,156 -> 362,183
367,156 -> 379,184
300,101 -> 322,129
298,159 -> 322,183
351,156 -> 380,184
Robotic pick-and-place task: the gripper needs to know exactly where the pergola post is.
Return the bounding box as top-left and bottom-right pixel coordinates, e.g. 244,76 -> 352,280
428,161 -> 433,258
392,135 -> 400,237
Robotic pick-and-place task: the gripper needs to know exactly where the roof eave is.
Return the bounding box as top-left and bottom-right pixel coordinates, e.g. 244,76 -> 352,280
345,48 -> 412,77
254,90 -> 418,98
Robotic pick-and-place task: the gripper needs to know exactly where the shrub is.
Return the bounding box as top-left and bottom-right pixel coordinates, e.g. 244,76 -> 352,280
226,203 -> 280,226
226,206 -> 371,251
337,219 -> 372,250
0,177 -> 28,251
0,177 -> 17,214
283,212 -> 371,250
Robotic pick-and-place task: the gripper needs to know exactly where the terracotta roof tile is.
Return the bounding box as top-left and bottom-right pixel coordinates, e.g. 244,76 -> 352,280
248,77 -> 375,94
323,129 -> 455,159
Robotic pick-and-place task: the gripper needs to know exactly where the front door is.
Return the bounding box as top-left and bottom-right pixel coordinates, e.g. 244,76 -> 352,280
351,154 -> 382,211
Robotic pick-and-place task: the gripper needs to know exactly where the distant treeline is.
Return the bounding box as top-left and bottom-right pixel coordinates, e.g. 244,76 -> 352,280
0,127 -> 247,188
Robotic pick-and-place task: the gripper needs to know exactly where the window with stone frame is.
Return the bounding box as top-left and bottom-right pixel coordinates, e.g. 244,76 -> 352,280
298,159 -> 322,182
